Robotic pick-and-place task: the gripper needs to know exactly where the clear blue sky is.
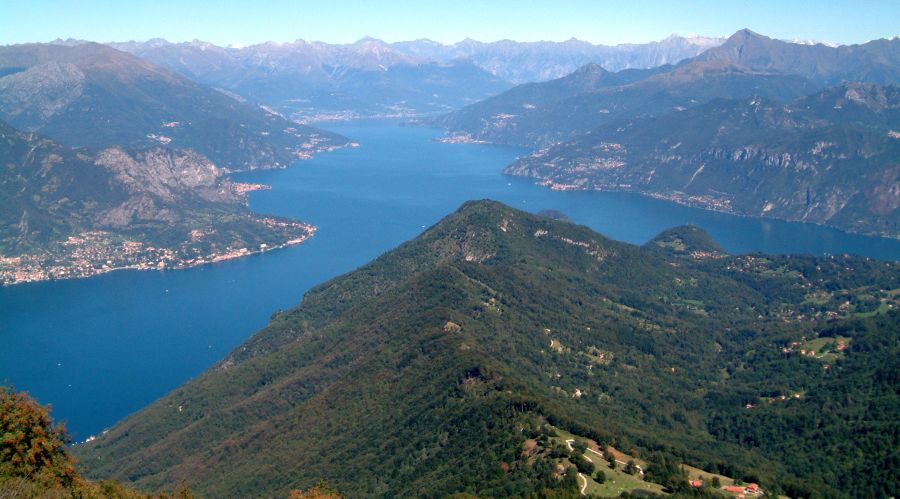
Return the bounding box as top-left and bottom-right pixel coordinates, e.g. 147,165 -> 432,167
1,0 -> 898,46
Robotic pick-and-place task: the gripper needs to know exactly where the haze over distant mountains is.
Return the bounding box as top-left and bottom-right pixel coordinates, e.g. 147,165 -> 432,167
0,42 -> 349,171
439,30 -> 900,146
389,34 -> 725,82
40,31 -> 890,124
104,37 -> 513,122
41,34 -> 728,122
438,29 -> 900,237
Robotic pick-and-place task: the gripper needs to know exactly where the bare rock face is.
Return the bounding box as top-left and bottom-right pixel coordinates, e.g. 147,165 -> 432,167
95,194 -> 179,227
95,147 -> 243,205
0,61 -> 85,124
869,165 -> 900,216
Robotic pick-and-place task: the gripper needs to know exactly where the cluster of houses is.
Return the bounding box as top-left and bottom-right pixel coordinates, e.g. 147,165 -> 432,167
689,479 -> 762,497
781,338 -> 848,358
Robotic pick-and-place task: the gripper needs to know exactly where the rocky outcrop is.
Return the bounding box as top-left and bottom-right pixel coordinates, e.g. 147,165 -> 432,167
95,195 -> 179,227
1,119 -> 316,284
95,147 -> 242,205
0,61 -> 85,124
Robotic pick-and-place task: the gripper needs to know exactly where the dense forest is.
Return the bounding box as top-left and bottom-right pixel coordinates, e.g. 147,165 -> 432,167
77,201 -> 898,497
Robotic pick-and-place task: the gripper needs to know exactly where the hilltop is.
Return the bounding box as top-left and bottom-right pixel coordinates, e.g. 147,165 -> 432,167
78,200 -> 900,497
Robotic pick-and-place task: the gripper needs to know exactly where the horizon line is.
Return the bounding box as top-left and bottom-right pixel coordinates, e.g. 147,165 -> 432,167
12,29 -> 896,50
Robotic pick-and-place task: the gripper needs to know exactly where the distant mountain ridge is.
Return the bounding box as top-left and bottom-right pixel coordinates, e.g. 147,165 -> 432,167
50,31 -> 896,126
436,30 -> 900,148
102,34 -> 724,87
391,34 -> 726,83
435,58 -> 818,147
0,42 -> 350,171
695,29 -> 900,87
105,37 -> 513,122
505,83 -> 900,237
78,34 -> 728,122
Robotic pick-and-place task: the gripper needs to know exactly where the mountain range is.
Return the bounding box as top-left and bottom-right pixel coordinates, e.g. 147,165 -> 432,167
694,29 -> 900,87
106,38 -> 514,122
83,34 -> 729,122
505,83 -> 900,238
0,42 -> 350,171
78,200 -> 900,498
436,29 -> 900,237
437,30 -> 900,148
391,34 -> 725,83
434,58 -> 818,147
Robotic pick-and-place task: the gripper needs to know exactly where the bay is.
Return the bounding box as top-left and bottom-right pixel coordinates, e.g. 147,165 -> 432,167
2,121 -> 898,439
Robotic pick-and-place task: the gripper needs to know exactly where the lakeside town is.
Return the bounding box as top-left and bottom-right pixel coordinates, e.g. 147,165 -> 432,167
0,218 -> 316,286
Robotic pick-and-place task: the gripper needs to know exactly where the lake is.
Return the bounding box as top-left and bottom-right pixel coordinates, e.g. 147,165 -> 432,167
2,121 -> 898,439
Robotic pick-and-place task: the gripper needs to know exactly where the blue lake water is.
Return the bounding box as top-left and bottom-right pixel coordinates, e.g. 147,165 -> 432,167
2,121 -> 899,439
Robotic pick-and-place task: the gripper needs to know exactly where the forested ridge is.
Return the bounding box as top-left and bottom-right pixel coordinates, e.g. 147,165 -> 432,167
77,201 -> 899,497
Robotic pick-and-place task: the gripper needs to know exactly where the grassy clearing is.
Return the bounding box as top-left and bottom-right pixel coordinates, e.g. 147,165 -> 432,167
855,302 -> 892,317
585,466 -> 664,497
681,463 -> 735,486
799,336 -> 851,362
549,427 -> 664,497
550,426 -> 752,496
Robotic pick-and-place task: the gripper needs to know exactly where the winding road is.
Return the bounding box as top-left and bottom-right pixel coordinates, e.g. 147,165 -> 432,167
566,439 -> 645,474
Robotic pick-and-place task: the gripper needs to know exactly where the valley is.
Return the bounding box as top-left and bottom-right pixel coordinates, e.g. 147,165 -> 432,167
4,122 -> 897,447
2,13 -> 899,497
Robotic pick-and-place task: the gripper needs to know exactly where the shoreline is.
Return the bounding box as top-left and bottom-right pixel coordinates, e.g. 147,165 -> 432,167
0,227 -> 317,287
435,133 -> 900,243
530,177 -> 900,243
0,138 -> 347,287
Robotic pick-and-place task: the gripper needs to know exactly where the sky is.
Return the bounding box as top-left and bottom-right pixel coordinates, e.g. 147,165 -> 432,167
1,0 -> 898,47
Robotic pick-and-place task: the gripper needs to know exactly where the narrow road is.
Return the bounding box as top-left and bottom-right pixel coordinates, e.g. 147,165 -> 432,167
578,472 -> 588,495
568,439 -> 644,475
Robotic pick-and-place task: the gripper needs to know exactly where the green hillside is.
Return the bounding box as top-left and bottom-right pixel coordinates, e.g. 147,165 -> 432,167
78,200 -> 899,497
